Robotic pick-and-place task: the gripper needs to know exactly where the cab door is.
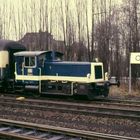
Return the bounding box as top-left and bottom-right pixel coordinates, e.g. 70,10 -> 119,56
23,56 -> 36,76
15,56 -> 24,75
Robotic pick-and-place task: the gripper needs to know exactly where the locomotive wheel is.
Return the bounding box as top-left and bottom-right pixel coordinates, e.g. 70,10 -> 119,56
103,87 -> 109,97
33,92 -> 41,98
87,89 -> 97,100
103,82 -> 109,97
87,93 -> 95,100
87,84 -> 97,100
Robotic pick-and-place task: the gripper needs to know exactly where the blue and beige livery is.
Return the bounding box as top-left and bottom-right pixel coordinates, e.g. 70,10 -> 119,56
14,51 -> 110,99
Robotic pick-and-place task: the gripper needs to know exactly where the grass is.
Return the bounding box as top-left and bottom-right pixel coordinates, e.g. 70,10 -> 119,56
109,84 -> 140,100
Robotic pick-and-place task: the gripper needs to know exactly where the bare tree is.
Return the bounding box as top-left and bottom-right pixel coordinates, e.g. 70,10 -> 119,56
44,0 -> 49,50
120,0 -> 140,86
60,0 -> 67,55
60,0 -> 77,60
48,0 -> 54,50
91,0 -> 95,61
85,0 -> 91,61
0,5 -> 3,39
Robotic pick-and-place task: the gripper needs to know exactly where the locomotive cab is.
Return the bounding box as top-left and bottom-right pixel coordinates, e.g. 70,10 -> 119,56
14,51 -> 46,92
45,51 -> 63,62
14,51 -> 64,92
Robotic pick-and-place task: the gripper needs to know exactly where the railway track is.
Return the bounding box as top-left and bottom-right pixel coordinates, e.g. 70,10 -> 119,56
101,98 -> 140,105
1,92 -> 140,104
0,119 -> 139,140
0,95 -> 140,138
0,96 -> 140,120
1,92 -> 140,105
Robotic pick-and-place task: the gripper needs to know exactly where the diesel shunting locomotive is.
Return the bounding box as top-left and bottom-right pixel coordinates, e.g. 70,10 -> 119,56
0,39 -> 118,100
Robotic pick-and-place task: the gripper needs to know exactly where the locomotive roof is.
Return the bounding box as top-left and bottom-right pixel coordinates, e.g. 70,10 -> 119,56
14,51 -> 47,56
14,51 -> 64,57
0,39 -> 26,51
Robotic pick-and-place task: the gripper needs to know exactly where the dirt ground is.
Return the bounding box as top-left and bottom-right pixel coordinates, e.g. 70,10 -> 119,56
109,84 -> 140,100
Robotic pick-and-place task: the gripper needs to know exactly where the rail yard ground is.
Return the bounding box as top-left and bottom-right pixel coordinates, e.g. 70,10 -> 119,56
110,84 -> 140,100
0,84 -> 140,139
0,94 -> 140,139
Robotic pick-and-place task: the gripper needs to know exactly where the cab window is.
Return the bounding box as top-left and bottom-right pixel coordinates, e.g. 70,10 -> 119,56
38,54 -> 46,66
55,52 -> 63,61
25,56 -> 35,67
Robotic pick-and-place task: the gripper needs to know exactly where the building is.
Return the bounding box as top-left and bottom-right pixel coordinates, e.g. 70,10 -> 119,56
18,31 -> 65,52
18,31 -> 87,61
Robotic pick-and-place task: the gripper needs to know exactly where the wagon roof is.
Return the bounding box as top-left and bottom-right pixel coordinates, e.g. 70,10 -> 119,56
0,39 -> 26,51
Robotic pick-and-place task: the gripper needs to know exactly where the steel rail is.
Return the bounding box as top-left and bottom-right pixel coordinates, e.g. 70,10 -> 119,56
1,93 -> 140,104
0,98 -> 140,120
102,98 -> 140,104
1,96 -> 140,110
1,94 -> 140,109
0,119 -> 139,140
